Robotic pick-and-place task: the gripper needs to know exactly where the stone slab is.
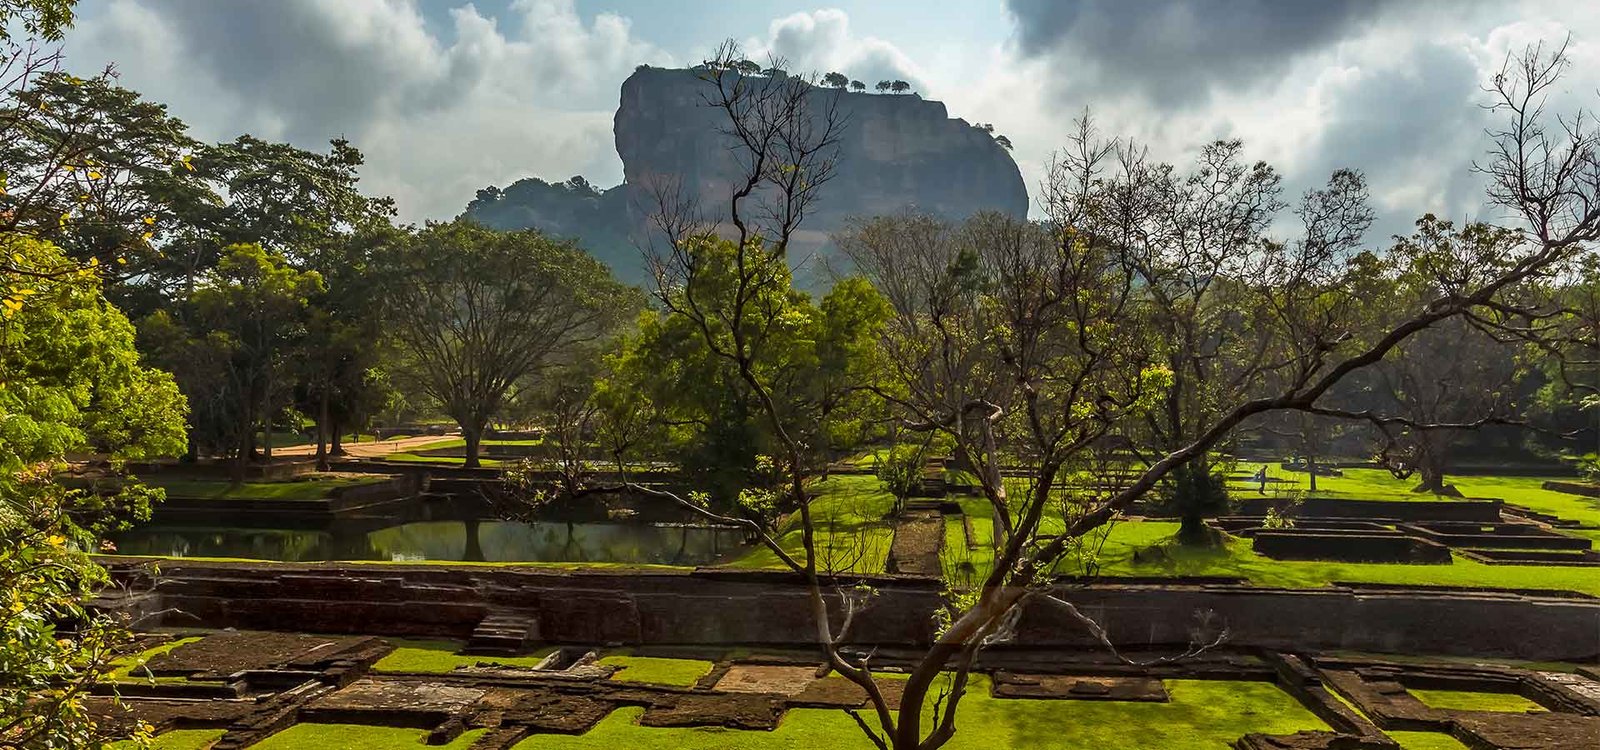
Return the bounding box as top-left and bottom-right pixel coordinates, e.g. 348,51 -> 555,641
991,672 -> 1169,702
1454,712 -> 1600,749
638,693 -> 783,730
714,664 -> 821,696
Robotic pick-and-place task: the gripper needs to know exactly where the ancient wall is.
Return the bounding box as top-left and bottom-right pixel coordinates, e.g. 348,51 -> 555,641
102,561 -> 1600,662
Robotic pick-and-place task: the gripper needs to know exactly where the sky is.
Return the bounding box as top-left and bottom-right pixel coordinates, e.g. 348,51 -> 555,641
55,0 -> 1600,243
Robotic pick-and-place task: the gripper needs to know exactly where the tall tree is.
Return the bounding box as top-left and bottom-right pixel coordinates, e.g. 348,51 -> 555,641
379,221 -> 638,467
823,71 -> 849,89
190,243 -> 323,476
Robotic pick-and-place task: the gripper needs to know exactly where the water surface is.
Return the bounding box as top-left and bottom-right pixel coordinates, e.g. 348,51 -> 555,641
111,519 -> 746,565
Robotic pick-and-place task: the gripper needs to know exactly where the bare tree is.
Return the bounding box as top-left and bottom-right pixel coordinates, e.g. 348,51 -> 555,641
589,41 -> 1596,750
827,40 -> 1600,747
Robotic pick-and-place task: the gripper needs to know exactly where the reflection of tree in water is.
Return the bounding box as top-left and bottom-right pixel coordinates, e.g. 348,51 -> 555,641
115,521 -> 748,564
110,528 -> 338,561
365,522 -> 468,561
477,521 -> 744,565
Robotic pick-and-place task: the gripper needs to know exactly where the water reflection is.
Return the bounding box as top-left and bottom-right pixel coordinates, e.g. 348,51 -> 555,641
111,519 -> 746,565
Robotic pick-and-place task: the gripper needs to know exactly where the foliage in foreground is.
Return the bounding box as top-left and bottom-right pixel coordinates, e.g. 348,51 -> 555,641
1,236 -> 188,748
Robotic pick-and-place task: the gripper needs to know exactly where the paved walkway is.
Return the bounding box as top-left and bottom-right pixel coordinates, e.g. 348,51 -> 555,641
272,433 -> 458,459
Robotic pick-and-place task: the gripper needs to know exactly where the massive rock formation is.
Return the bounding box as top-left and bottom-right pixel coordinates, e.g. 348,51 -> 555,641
463,66 -> 1029,286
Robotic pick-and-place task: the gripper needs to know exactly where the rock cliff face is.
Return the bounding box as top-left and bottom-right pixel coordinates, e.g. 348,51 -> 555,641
464,67 -> 1028,286
613,67 -> 1028,232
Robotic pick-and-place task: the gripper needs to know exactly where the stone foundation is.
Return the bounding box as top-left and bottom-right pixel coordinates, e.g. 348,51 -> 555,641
97,559 -> 1600,662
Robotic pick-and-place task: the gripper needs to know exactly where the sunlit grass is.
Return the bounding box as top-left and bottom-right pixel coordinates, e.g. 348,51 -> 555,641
725,475 -> 893,573
600,654 -> 714,687
1408,689 -> 1545,713
513,677 -> 1326,749
143,476 -> 385,500
372,639 -> 557,673
1387,732 -> 1470,750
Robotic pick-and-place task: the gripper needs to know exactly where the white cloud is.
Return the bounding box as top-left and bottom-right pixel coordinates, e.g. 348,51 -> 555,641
952,0 -> 1600,238
63,0 -> 672,222
55,0 -> 1600,242
746,8 -> 929,91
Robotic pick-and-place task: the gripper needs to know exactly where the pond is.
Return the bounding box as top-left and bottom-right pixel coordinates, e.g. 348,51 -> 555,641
109,519 -> 747,565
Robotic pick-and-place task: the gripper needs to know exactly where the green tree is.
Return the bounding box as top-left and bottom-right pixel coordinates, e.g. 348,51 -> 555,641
607,239 -> 886,510
0,71 -> 206,289
379,221 -> 638,467
1,234 -> 186,748
823,71 -> 849,89
190,243 -> 323,476
875,79 -> 892,93
890,79 -> 910,94
849,79 -> 866,92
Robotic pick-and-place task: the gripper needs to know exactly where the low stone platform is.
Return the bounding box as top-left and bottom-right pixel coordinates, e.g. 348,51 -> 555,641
94,559 -> 1600,661
93,629 -> 1600,750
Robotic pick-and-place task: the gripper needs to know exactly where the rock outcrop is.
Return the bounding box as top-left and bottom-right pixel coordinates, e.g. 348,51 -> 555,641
614,66 -> 1027,233
464,66 -> 1029,286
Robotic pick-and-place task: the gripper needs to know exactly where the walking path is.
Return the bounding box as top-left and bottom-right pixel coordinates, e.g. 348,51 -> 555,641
272,433 -> 458,459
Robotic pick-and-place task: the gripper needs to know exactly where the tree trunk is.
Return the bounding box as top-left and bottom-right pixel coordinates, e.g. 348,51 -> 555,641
1177,513 -> 1210,545
462,518 -> 485,563
1307,454 -> 1319,494
233,424 -> 250,485
463,424 -> 483,469
331,415 -> 346,456
1414,462 -> 1448,494
262,397 -> 274,462
315,389 -> 330,472
1411,437 -> 1451,495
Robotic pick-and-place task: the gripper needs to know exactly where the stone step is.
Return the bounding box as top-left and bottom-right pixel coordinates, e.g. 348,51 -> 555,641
463,612 -> 540,656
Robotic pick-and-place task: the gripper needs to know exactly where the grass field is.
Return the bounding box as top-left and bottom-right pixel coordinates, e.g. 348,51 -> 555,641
1232,463 -> 1600,543
144,475 -> 386,500
1408,688 -> 1546,713
725,475 -> 894,574
1388,732 -> 1471,750
930,516 -> 1600,597
512,677 -> 1327,749
372,639 -> 558,672
600,654 -> 715,686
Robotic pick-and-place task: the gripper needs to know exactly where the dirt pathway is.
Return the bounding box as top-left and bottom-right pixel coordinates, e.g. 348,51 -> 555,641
272,433 -> 459,459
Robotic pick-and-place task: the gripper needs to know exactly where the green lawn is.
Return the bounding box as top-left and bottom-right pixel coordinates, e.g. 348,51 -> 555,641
1233,465 -> 1600,543
1098,521 -> 1600,595
1387,732 -> 1470,750
514,677 -> 1326,749
600,655 -> 714,687
936,518 -> 1600,596
144,475 -> 385,500
251,725 -> 485,750
1408,689 -> 1546,713
372,639 -> 557,673
113,728 -> 226,750
725,475 -> 894,574
384,452 -> 504,467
